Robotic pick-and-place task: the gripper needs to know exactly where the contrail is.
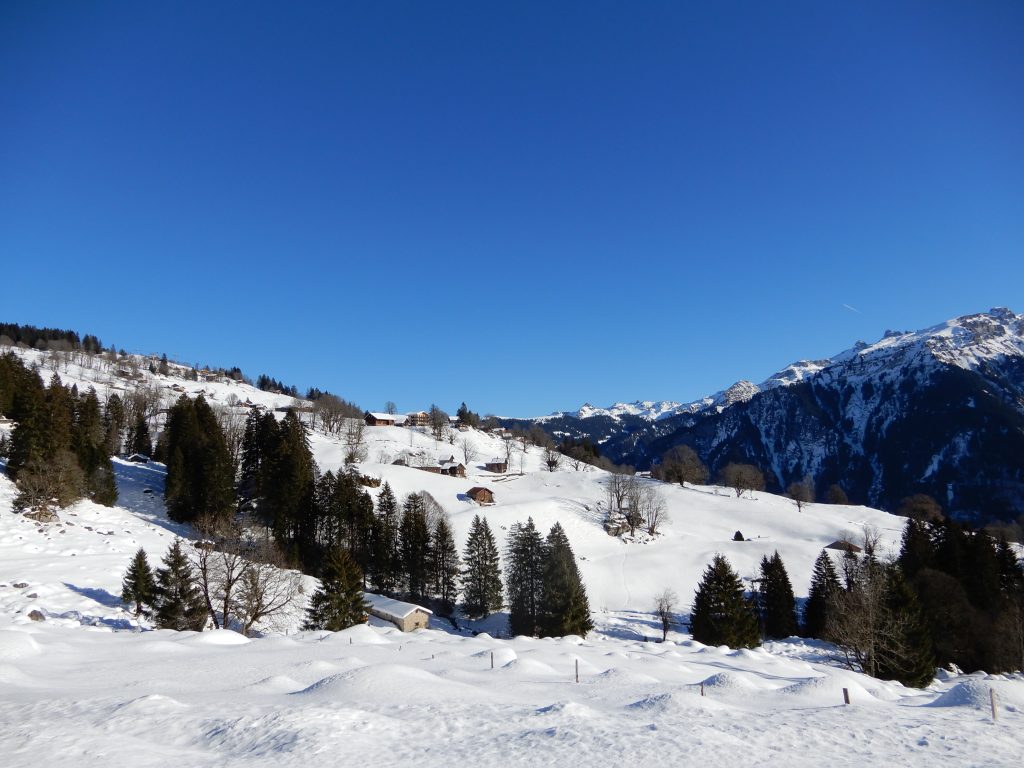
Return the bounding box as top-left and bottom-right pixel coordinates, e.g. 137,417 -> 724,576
842,304 -> 862,314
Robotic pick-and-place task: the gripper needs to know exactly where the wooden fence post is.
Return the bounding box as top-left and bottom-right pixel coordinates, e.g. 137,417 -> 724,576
990,688 -> 997,722
575,659 -> 579,683
842,688 -> 850,705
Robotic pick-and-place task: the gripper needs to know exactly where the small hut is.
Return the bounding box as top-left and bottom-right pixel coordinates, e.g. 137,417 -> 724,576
484,459 -> 508,473
466,487 -> 495,505
825,539 -> 862,554
363,593 -> 432,632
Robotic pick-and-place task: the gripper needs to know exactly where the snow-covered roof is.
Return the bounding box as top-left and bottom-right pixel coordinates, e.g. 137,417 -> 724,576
366,412 -> 397,420
363,592 -> 432,620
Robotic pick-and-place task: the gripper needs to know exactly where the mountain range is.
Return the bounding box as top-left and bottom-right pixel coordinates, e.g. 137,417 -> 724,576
522,308 -> 1024,524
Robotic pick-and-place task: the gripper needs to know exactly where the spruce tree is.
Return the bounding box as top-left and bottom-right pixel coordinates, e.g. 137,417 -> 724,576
153,540 -> 208,631
505,518 -> 546,636
690,554 -> 760,648
803,550 -> 841,639
431,516 -> 460,615
461,515 -> 503,618
121,547 -> 156,618
303,548 -> 370,631
759,551 -> 798,639
874,571 -> 935,688
103,393 -> 126,456
371,482 -> 401,594
259,410 -> 316,565
127,414 -> 153,457
400,493 -> 431,601
539,522 -> 593,637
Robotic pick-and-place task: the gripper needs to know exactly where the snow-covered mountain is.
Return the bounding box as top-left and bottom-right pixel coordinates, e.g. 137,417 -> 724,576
528,308 -> 1024,523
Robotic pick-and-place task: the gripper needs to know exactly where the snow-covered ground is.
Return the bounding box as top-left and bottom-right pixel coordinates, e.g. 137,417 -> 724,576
2,346 -> 1023,765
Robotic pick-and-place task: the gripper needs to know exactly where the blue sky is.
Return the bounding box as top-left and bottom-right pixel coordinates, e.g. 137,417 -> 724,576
2,2 -> 1022,416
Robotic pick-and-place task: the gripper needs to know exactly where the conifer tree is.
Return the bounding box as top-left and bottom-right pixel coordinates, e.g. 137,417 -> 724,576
74,388 -> 118,506
126,414 -> 153,457
431,515 -> 460,615
259,410 -> 316,564
539,522 -> 593,637
461,515 -> 503,618
103,393 -> 126,456
303,548 -> 369,631
163,395 -> 235,525
759,551 -> 798,639
506,518 -> 546,636
874,571 -> 935,688
371,482 -> 401,594
121,548 -> 156,618
400,493 -> 431,601
690,554 -> 760,648
803,550 -> 841,639
153,540 -> 208,631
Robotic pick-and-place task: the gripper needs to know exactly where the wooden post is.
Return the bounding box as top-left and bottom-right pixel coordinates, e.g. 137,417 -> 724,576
700,682 -> 704,697
575,659 -> 579,683
349,637 -> 352,644
490,651 -> 494,669
843,688 -> 850,705
990,688 -> 997,722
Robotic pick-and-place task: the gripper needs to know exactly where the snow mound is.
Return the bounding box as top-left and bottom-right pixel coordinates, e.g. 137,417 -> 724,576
535,700 -> 597,717
776,675 -> 884,705
626,691 -> 727,714
245,675 -> 303,694
927,679 -> 1024,711
318,624 -> 392,645
589,667 -> 660,685
294,664 -> 477,702
182,629 -> 250,646
0,629 -> 42,660
700,671 -> 761,692
499,658 -> 560,676
114,694 -> 189,713
474,646 -> 516,666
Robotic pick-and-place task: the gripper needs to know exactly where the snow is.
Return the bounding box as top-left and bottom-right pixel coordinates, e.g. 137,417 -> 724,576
2,342 -> 1024,765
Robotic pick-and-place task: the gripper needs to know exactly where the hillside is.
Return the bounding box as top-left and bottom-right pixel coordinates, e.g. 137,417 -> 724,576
2,339 -> 1024,766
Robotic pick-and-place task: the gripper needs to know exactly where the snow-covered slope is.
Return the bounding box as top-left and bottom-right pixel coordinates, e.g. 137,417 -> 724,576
2,341 -> 1024,765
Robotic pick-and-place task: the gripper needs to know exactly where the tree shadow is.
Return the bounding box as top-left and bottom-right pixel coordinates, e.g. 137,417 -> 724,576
63,582 -> 124,608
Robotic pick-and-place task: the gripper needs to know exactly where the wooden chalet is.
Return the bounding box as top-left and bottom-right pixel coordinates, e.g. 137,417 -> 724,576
365,411 -> 398,427
407,411 -> 430,427
466,487 -> 495,504
364,593 -> 432,632
825,539 -> 862,553
484,458 -> 508,473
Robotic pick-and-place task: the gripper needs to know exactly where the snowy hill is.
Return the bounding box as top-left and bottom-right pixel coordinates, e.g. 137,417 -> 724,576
2,339 -> 1024,765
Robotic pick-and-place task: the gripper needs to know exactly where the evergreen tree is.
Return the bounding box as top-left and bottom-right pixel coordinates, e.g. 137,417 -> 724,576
259,410 -> 316,564
505,518 -> 546,636
121,548 -> 156,618
759,551 -> 798,639
153,540 -> 207,631
461,515 -> 503,618
400,493 -> 431,601
873,571 -> 935,688
539,522 -> 593,637
430,515 -> 460,615
371,482 -> 401,594
102,393 -> 126,456
126,414 -> 153,457
803,550 -> 841,639
897,518 -> 935,579
163,395 -> 235,525
74,388 -> 118,506
690,554 -> 760,648
303,548 -> 369,631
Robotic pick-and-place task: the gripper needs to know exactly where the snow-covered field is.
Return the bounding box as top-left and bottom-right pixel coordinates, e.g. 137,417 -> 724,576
1,348 -> 1023,765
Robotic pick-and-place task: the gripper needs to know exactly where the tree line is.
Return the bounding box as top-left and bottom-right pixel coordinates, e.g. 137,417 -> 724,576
684,513 -> 1024,688
0,353 -> 117,512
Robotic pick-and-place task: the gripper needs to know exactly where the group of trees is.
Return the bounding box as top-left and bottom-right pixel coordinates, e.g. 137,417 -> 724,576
121,532 -> 302,635
505,519 -> 593,638
0,322 -> 102,353
603,473 -> 669,536
0,354 -> 117,512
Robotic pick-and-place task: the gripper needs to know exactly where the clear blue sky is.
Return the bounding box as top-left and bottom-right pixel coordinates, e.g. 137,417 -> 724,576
2,2 -> 1022,416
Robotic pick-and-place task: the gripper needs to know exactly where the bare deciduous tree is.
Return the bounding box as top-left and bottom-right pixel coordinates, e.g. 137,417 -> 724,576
459,436 -> 479,466
235,539 -> 303,636
655,588 -> 678,642
343,417 -> 367,464
718,462 -> 766,498
786,475 -> 815,512
544,447 -> 561,472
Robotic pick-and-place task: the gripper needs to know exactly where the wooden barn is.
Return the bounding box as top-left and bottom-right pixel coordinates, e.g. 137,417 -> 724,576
484,458 -> 508,473
466,487 -> 495,504
364,411 -> 397,427
825,539 -> 862,553
439,460 -> 466,478
364,593 -> 432,632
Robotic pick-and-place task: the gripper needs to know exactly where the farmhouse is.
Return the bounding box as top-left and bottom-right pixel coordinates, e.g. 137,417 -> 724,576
364,592 -> 432,632
466,487 -> 495,504
365,411 -> 397,427
484,458 -> 508,473
439,460 -> 466,478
